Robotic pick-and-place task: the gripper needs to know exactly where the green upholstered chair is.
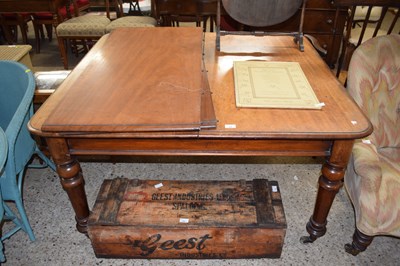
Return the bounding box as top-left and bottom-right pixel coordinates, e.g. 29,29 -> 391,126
344,34 -> 400,255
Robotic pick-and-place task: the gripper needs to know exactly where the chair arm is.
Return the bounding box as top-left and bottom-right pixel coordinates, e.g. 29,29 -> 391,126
352,141 -> 382,192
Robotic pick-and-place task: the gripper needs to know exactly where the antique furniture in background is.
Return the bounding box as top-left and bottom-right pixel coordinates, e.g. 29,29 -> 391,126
55,0 -> 112,69
0,0 -> 348,68
153,0 -> 218,32
344,34 -> 400,255
56,0 -> 157,69
0,0 -> 156,67
0,0 -> 68,50
31,0 -> 91,53
334,0 -> 400,77
152,0 -> 347,68
31,5 -> 72,53
243,0 -> 348,68
0,13 -> 32,44
29,28 -> 372,250
0,0 -> 67,15
0,61 -> 55,242
216,0 -> 306,51
104,0 -> 157,32
122,0 -> 143,15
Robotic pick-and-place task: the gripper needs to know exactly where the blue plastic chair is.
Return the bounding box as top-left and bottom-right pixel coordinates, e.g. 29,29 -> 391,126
0,61 -> 56,242
0,127 -> 8,263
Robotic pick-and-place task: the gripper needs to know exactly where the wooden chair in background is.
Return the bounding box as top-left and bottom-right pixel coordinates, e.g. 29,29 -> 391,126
334,0 -> 400,77
153,0 -> 218,32
32,0 -> 91,53
104,0 -> 157,33
56,0 -> 156,69
55,0 -> 112,69
123,0 -> 143,16
0,13 -> 32,45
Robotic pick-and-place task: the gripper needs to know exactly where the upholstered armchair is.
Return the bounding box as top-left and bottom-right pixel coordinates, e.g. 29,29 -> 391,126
344,34 -> 400,255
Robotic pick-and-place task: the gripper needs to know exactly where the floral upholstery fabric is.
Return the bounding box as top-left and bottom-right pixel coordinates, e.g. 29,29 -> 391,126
344,34 -> 400,237
56,16 -> 111,37
105,16 -> 157,33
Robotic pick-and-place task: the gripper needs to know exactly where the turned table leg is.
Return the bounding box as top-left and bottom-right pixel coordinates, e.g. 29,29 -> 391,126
301,140 -> 354,243
46,138 -> 90,234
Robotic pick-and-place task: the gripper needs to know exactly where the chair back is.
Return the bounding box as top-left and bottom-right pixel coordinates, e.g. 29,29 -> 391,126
334,0 -> 400,76
347,34 -> 400,148
122,0 -> 142,16
0,61 -> 36,199
0,61 -> 55,242
113,0 -> 125,18
153,0 -> 217,31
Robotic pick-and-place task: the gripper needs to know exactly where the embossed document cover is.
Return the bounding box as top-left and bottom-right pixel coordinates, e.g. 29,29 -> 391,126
233,61 -> 321,109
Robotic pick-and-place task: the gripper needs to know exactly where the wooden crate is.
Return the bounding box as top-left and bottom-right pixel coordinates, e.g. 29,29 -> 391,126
88,178 -> 286,259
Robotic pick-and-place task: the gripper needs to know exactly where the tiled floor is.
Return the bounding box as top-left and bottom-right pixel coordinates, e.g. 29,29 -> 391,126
1,19 -> 399,266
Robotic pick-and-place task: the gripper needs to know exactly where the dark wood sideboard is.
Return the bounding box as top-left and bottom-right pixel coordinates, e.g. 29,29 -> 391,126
153,0 -> 347,68
256,0 -> 347,68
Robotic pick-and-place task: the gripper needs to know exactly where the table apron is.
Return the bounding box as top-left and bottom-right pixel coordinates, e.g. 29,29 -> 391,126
66,138 -> 332,157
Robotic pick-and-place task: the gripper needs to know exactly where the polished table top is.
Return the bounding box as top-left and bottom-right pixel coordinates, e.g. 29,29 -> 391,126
30,28 -> 371,141
35,27 -> 206,133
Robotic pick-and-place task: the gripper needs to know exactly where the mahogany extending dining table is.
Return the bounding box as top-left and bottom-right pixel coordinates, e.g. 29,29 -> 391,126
29,27 -> 372,245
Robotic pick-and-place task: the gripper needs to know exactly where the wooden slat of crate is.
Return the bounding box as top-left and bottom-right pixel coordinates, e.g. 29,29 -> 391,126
88,178 -> 286,259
